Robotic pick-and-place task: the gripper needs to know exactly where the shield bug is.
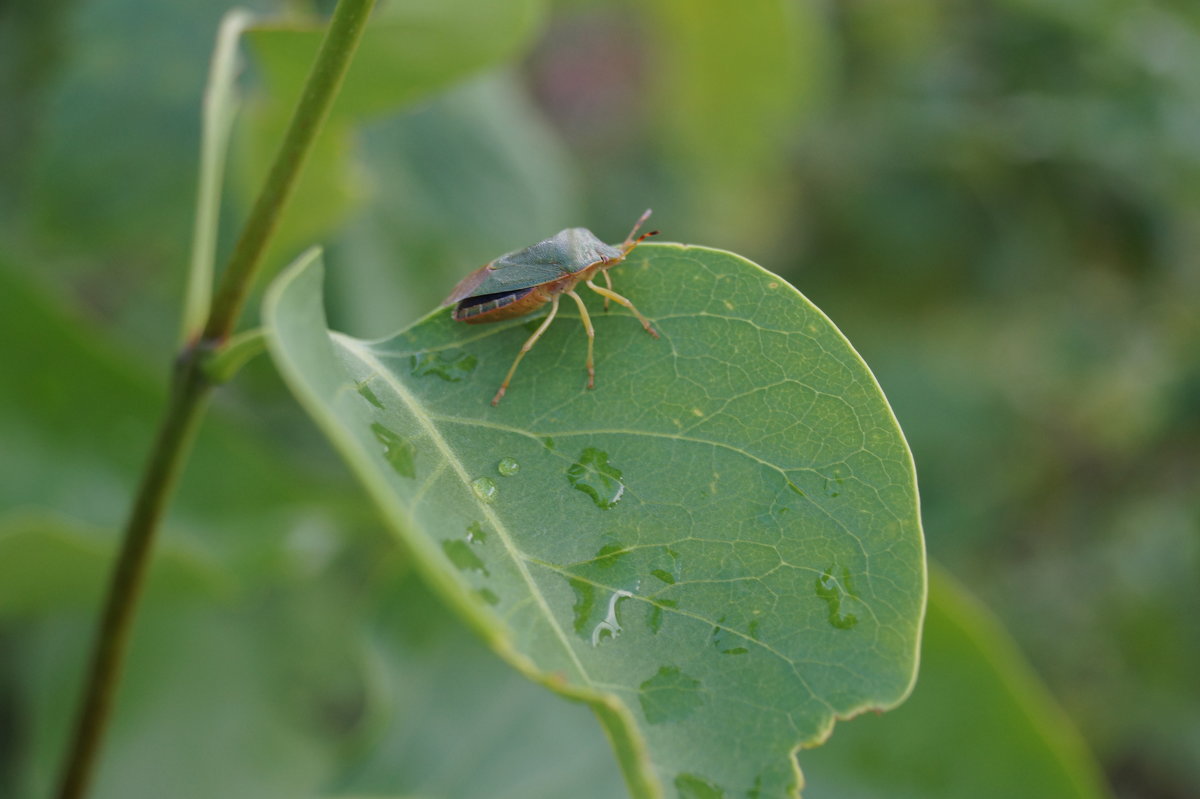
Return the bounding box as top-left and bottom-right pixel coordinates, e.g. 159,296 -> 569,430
444,209 -> 660,405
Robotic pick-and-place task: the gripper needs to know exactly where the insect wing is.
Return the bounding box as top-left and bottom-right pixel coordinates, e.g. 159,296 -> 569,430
445,227 -> 628,306
443,262 -> 493,305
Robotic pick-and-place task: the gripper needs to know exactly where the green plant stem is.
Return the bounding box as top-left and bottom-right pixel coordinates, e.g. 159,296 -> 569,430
204,0 -> 375,342
55,2 -> 376,797
54,352 -> 213,799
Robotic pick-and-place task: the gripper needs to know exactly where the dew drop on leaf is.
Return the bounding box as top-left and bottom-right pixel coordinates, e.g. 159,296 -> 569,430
470,476 -> 498,503
496,456 -> 520,477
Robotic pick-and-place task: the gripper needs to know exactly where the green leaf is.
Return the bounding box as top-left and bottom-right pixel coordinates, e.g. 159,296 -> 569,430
798,567 -> 1112,799
237,0 -> 546,270
0,253 -> 351,573
263,243 -> 925,798
13,587 -> 343,799
645,0 -> 831,176
0,513 -> 226,619
21,0 -> 224,259
331,73 -> 579,337
181,9 -> 254,341
248,0 -> 545,120
641,0 -> 836,249
333,570 -> 629,799
202,327 -> 268,383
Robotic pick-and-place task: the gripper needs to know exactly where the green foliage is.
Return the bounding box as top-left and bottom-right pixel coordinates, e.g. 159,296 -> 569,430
800,568 -> 1109,798
331,571 -> 630,799
3,0 -> 1191,796
237,0 -> 546,271
263,244 -> 924,797
0,262 -> 333,563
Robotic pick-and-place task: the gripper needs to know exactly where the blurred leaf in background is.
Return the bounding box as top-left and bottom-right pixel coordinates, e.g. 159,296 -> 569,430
800,567 -> 1110,799
235,0 -> 548,283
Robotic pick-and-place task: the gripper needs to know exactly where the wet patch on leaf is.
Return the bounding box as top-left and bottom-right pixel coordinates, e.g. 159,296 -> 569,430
674,773 -> 725,799
639,665 -> 704,724
370,422 -> 415,478
355,379 -> 384,408
410,350 -> 478,382
816,565 -> 860,630
442,538 -> 489,576
566,447 -> 625,509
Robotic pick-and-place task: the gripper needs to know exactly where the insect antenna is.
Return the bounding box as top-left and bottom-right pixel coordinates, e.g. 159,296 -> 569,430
622,208 -> 659,253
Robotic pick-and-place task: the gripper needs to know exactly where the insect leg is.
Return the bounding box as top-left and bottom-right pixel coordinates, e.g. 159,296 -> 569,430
601,269 -> 613,311
585,280 -> 659,339
492,294 -> 560,406
565,289 -> 596,389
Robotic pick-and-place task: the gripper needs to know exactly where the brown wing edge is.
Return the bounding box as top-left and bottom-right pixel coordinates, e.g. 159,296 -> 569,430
442,262 -> 493,305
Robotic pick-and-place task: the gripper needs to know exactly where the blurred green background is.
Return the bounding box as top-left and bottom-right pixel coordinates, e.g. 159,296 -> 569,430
1,0 -> 1197,797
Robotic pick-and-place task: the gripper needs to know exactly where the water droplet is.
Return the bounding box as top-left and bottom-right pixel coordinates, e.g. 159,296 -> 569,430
639,665 -> 703,724
815,566 -> 860,629
566,447 -> 625,509
470,477 -> 498,503
496,457 -> 520,477
356,380 -> 384,409
466,521 -> 487,544
442,539 -> 489,576
674,773 -> 725,799
370,423 -> 415,478
591,589 -> 633,646
710,618 -> 750,655
476,587 -> 500,606
410,350 -> 478,382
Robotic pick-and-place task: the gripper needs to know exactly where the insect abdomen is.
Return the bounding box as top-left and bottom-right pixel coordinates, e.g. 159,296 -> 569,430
453,287 -> 542,323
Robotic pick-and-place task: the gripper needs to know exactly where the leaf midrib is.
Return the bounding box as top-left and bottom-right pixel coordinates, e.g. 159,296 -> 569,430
334,333 -> 594,686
